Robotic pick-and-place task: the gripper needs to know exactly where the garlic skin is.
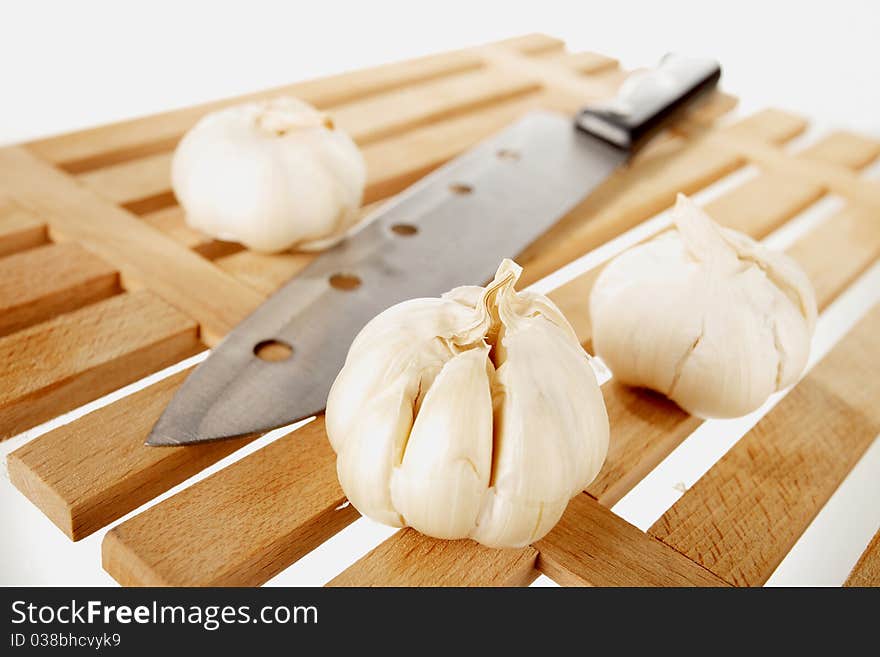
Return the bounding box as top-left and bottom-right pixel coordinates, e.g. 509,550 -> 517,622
590,194 -> 816,419
326,260 -> 609,548
171,96 -> 366,253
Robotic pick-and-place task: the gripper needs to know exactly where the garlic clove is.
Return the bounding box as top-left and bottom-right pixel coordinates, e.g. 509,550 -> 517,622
335,378 -> 416,527
390,346 -> 494,539
669,288 -> 779,418
470,317 -> 609,548
591,253 -> 706,395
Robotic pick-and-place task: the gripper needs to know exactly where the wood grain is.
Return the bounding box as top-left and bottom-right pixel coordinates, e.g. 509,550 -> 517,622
650,305 -> 880,586
102,417 -> 359,586
329,532 -> 538,587
0,199 -> 47,257
0,146 -> 264,345
7,369 -> 253,540
0,242 -> 120,337
0,290 -> 200,440
845,531 -> 880,587
28,34 -> 562,172
534,494 -> 727,586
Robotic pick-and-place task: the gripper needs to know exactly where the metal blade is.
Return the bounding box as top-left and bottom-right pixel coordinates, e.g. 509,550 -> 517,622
147,110 -> 626,445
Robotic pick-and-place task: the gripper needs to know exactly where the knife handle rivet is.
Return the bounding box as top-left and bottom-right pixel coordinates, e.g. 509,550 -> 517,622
253,339 -> 294,362
329,273 -> 362,291
496,148 -> 520,161
390,223 -> 418,237
448,182 -> 473,195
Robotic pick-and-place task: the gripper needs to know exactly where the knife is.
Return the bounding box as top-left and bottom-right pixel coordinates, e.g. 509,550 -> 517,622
147,53 -> 721,446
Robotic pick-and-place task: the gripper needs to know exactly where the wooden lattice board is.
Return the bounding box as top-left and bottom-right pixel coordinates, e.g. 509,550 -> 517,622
2,34 -> 879,587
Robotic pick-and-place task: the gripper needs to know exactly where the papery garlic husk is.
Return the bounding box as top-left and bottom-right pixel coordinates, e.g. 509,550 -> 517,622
326,259 -> 609,548
590,193 -> 817,419
171,96 -> 366,253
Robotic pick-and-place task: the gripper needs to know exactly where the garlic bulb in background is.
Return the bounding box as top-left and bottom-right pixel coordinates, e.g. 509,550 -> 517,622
326,260 -> 609,548
171,96 -> 366,253
590,194 -> 816,419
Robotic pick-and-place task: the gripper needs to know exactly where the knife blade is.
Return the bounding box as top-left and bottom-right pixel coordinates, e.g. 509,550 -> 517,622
148,53 -> 720,446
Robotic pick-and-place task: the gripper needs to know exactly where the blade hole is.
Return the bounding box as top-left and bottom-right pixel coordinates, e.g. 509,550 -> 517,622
496,148 -> 520,161
254,339 -> 293,362
449,183 -> 473,195
329,273 -> 362,291
390,223 -> 418,237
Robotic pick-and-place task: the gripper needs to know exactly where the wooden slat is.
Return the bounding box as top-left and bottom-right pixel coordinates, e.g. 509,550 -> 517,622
787,205 -> 880,306
709,131 -> 880,211
534,494 -> 727,586
7,369 -> 253,540
0,199 -> 47,257
102,417 -> 359,586
0,146 -> 264,345
799,131 -> 880,170
650,305 -> 880,586
587,384 -> 698,506
0,290 -> 200,440
78,153 -> 175,207
845,531 -> 880,587
0,242 -> 120,337
329,532 -> 538,587
28,34 -> 562,172
332,66 -> 539,146
541,50 -> 619,75
726,108 -> 808,144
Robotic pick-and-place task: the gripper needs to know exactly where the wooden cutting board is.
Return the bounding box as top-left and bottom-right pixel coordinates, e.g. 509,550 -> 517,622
2,34 -> 879,587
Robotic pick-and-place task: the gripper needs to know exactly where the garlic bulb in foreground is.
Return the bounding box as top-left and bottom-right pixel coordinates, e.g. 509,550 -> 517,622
171,96 -> 366,253
590,194 -> 817,419
326,260 -> 609,548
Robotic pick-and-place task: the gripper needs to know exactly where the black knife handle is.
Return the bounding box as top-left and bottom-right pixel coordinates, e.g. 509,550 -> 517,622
575,54 -> 721,151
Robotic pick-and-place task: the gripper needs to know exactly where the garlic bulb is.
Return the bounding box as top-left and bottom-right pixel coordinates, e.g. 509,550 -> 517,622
326,260 -> 609,548
590,194 -> 816,419
171,96 -> 366,253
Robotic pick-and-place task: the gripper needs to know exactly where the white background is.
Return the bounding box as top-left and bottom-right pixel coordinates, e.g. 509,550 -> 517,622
1,0 -> 878,586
